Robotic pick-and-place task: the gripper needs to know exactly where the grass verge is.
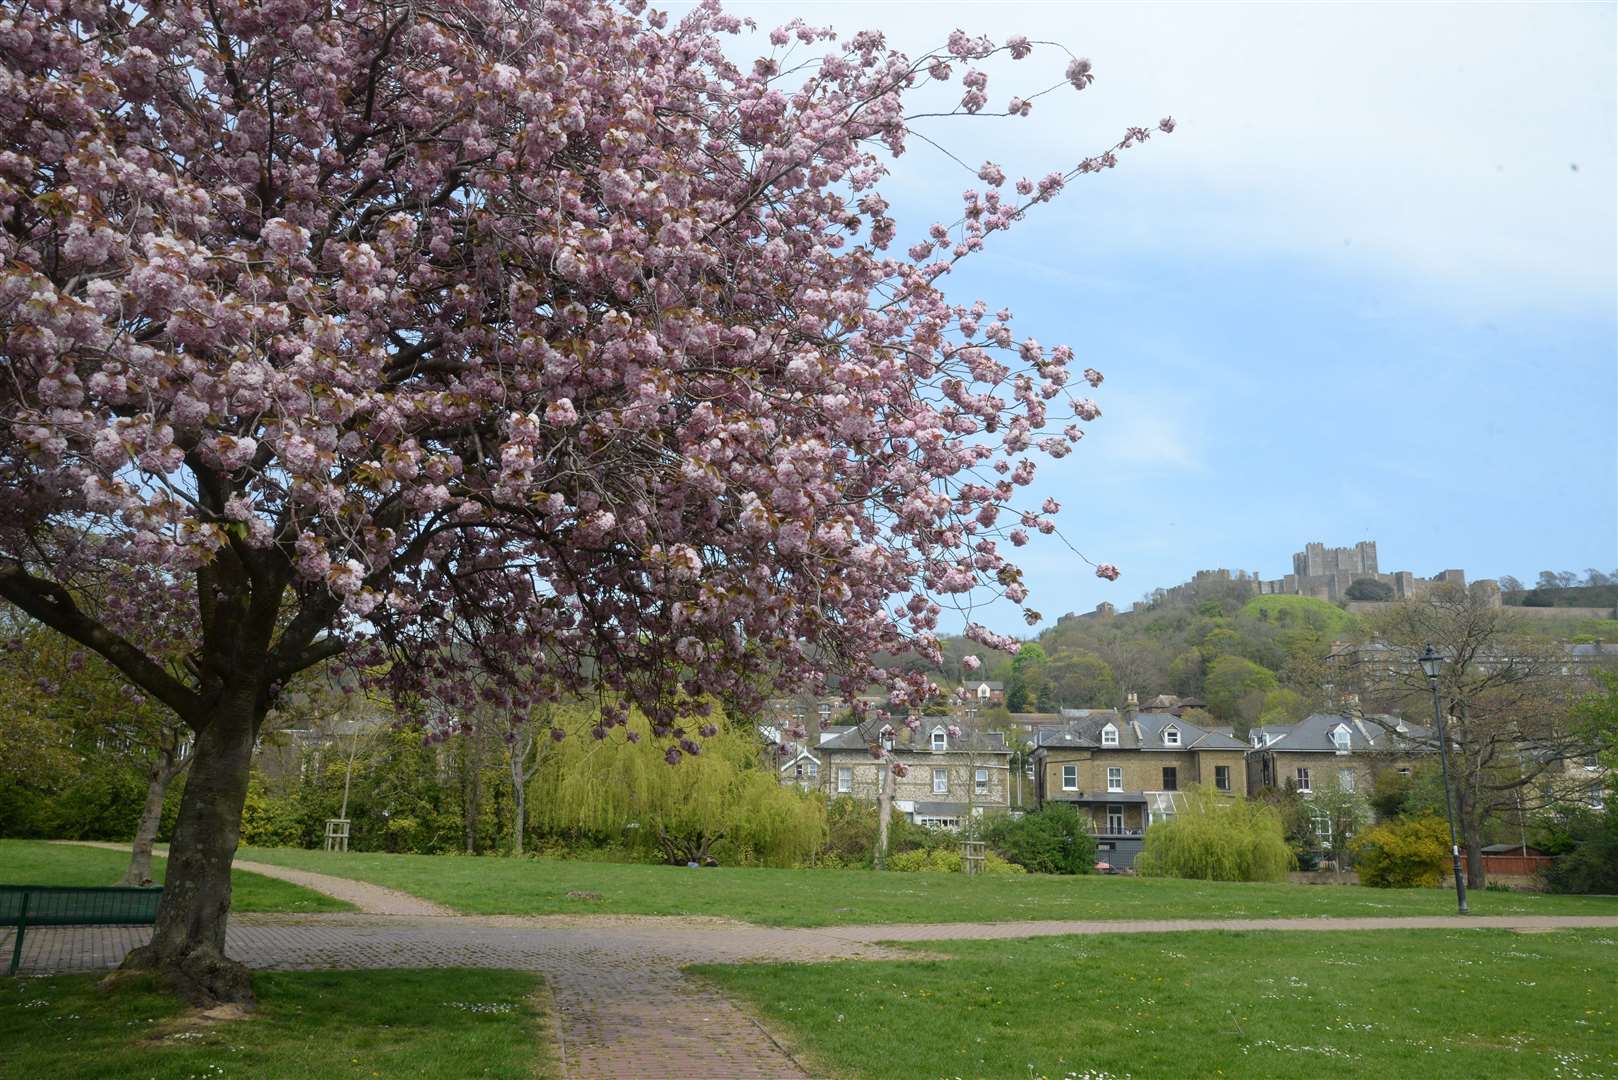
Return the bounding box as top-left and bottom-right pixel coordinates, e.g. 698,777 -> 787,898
1,840 -> 351,914
235,845 -> 1618,924
0,967 -> 550,1079
693,928 -> 1618,1079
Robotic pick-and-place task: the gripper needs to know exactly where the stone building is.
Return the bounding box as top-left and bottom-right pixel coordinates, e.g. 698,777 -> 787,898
812,723 -> 1013,829
1244,712 -> 1432,796
1031,712 -> 1248,868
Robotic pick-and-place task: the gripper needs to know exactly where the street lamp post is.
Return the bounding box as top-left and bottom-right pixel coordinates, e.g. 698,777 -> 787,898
1419,644 -> 1468,915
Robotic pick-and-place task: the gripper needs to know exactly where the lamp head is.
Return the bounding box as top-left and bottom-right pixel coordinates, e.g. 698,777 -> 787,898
1418,644 -> 1442,681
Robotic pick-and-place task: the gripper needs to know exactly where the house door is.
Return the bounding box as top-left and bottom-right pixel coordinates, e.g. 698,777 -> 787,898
1107,804 -> 1124,833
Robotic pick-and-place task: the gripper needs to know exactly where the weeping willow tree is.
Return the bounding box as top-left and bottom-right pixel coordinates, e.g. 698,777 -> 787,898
1135,787 -> 1294,882
529,705 -> 825,867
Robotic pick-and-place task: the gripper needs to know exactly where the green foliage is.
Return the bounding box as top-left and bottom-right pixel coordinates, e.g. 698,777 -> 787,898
1345,578 -> 1395,602
1135,787 -> 1294,882
1005,642 -> 1049,712
530,705 -> 825,867
984,805 -> 1097,874
1350,816 -> 1450,887
886,846 -> 1024,874
1202,655 -> 1279,723
1045,652 -> 1115,709
1535,805 -> 1618,895
1237,595 -> 1360,637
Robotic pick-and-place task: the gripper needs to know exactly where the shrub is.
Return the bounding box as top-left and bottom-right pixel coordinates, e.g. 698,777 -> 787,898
1135,787 -> 1293,882
985,806 -> 1097,874
887,846 -> 1024,874
1349,816 -> 1449,887
1537,806 -> 1618,895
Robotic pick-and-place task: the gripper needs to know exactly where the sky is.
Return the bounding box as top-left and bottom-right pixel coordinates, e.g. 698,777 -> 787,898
682,2 -> 1618,633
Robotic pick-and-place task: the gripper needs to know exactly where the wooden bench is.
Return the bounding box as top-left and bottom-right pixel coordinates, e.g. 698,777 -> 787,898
2,885 -> 163,975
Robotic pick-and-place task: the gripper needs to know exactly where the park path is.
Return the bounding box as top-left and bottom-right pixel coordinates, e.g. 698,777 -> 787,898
32,845 -> 1618,1078
59,840 -> 452,916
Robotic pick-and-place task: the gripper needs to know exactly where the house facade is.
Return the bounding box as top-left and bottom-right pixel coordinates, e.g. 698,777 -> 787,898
1032,713 -> 1248,868
1244,712 -> 1431,796
813,723 -> 1012,829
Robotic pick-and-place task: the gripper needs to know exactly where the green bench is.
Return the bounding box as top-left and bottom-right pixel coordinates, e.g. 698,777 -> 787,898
2,885 -> 163,975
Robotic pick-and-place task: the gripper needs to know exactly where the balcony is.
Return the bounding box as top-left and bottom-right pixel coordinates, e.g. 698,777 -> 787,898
1088,826 -> 1146,838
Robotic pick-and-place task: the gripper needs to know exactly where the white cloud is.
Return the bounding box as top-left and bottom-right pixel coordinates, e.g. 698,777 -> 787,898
685,1 -> 1618,314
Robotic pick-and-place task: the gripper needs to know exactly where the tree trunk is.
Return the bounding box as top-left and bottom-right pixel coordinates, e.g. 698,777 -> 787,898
463,733 -> 482,855
119,754 -> 183,887
876,764 -> 893,870
118,694 -> 259,1007
511,767 -> 526,857
1465,833 -> 1487,890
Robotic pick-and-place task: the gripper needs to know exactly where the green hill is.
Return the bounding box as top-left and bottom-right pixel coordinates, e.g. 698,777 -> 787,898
1237,595 -> 1360,638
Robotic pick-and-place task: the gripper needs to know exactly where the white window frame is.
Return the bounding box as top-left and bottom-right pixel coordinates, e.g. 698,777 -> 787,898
1163,725 -> 1181,747
975,767 -> 989,794
1332,725 -> 1351,752
1296,767 -> 1311,793
931,727 -> 947,752
932,767 -> 949,795
1062,764 -> 1078,790
1338,767 -> 1356,792
880,726 -> 895,751
1107,766 -> 1124,792
836,767 -> 852,794
1101,723 -> 1119,747
1106,804 -> 1125,833
806,760 -> 819,779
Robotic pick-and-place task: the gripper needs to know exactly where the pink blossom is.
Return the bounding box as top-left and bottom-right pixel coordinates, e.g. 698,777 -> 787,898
1095,563 -> 1122,581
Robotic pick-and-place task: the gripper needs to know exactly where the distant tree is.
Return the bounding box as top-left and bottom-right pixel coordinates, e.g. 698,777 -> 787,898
1499,575 -> 1524,593
1135,788 -> 1292,882
1006,643 -> 1051,713
1306,774 -> 1371,865
1046,653 -> 1116,708
1557,571 -> 1581,589
1362,586 -> 1594,888
1537,571 -> 1563,590
1345,578 -> 1395,602
1257,688 -> 1308,731
984,805 -> 1097,874
1168,648 -> 1206,699
1585,569 -> 1614,588
1203,656 -> 1279,724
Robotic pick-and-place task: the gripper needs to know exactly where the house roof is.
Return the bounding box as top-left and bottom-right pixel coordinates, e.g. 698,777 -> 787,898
816,724 -> 1010,754
910,800 -> 970,816
777,747 -> 819,772
967,681 -> 1006,691
1033,713 -> 1247,752
1260,712 -> 1432,754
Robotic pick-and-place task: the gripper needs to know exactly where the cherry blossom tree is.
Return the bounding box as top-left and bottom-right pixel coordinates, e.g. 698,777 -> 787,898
0,0 -> 1166,1003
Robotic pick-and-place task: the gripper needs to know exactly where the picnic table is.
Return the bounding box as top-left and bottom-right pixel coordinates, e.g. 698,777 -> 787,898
2,884 -> 163,975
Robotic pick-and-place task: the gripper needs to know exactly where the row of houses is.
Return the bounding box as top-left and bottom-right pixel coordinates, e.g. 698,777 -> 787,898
777,699 -> 1438,868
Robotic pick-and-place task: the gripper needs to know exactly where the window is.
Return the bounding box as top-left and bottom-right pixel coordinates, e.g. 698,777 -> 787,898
1106,804 -> 1124,833
917,816 -> 961,830
1251,731 -> 1264,749
1062,764 -> 1078,790
836,767 -> 852,794
880,726 -> 895,751
975,767 -> 989,794
1162,766 -> 1178,791
1332,725 -> 1351,752
1101,723 -> 1119,746
1296,767 -> 1311,793
932,767 -> 948,795
931,727 -> 947,752
806,761 -> 819,779
1215,765 -> 1231,792
1163,725 -> 1181,747
1338,767 -> 1356,792
1311,807 -> 1332,839
1396,766 -> 1411,778
1107,766 -> 1123,792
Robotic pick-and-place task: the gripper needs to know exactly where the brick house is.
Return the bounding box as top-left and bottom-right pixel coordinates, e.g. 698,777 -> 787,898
1031,713 -> 1248,868
1244,712 -> 1431,797
813,722 -> 1012,829
962,681 -> 1006,707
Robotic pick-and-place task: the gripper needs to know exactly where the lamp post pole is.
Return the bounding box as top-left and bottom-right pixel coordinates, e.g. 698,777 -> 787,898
1420,644 -> 1468,915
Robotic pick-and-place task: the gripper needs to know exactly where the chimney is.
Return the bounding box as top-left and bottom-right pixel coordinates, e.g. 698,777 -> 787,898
1126,691 -> 1139,708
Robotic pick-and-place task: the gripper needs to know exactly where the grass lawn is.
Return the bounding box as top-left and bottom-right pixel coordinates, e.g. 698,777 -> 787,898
235,846 -> 1618,924
0,967 -> 551,1079
694,929 -> 1618,1079
1,840 -> 352,914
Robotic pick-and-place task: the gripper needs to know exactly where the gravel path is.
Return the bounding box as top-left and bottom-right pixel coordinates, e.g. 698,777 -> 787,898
34,844 -> 1618,1078
58,841 -> 452,916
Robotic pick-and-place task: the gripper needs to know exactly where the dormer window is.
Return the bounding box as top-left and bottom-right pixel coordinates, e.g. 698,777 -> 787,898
880,726 -> 895,751
1250,731 -> 1263,749
931,727 -> 947,752
1163,725 -> 1181,747
1101,723 -> 1119,747
1331,725 -> 1352,752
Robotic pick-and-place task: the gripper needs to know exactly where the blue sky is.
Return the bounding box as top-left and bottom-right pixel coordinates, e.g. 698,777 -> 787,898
687,2 -> 1618,632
